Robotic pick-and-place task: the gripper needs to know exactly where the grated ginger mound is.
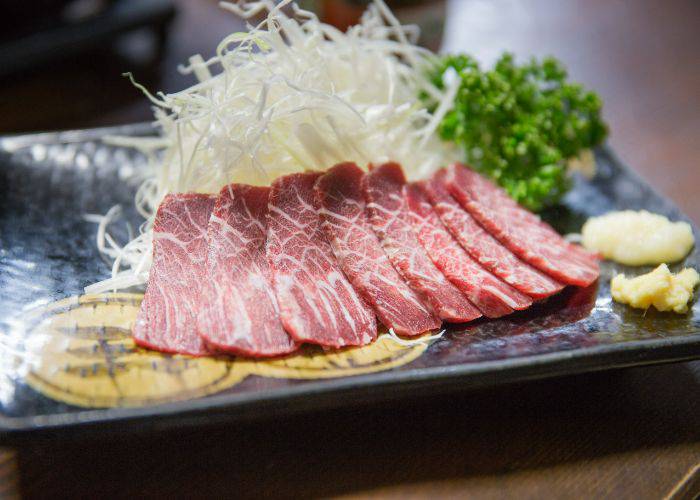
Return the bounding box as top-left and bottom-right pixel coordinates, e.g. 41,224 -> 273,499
582,210 -> 694,266
611,264 -> 699,314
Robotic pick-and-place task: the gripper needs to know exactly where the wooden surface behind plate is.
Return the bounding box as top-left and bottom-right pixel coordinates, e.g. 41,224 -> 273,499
2,0 -> 699,498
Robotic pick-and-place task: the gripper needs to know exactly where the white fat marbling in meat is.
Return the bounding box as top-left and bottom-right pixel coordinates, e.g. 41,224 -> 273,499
443,164 -> 599,287
426,170 -> 564,300
266,172 -> 377,347
133,193 -> 216,356
197,184 -> 297,357
362,163 -> 481,323
405,181 -> 532,318
315,163 -> 440,336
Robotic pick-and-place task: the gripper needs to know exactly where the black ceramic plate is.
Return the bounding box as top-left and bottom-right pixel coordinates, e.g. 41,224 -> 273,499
1,124 -> 699,442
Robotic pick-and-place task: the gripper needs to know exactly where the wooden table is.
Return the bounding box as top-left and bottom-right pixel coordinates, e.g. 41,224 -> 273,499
1,0 -> 699,498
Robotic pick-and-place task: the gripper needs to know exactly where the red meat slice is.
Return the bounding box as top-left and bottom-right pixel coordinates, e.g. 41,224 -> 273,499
197,184 -> 297,357
362,163 -> 481,323
315,163 -> 441,336
426,170 -> 564,299
266,172 -> 377,347
133,193 -> 216,356
405,181 -> 532,318
443,164 -> 600,286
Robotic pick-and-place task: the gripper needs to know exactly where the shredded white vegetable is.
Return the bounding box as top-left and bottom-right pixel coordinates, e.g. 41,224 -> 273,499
564,233 -> 583,244
385,328 -> 445,347
87,0 -> 460,293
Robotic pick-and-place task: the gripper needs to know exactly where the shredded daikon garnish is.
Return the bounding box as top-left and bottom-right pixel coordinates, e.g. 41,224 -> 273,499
87,0 -> 461,293
385,328 -> 445,347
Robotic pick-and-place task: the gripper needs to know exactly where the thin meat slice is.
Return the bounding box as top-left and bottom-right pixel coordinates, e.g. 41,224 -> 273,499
426,171 -> 564,299
405,181 -> 532,318
315,163 -> 441,336
266,172 -> 377,347
197,184 -> 297,357
133,193 -> 216,356
362,163 -> 481,323
448,165 -> 597,265
443,164 -> 600,286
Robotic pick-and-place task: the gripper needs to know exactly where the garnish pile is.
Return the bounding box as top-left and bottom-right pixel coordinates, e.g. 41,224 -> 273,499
425,54 -> 607,210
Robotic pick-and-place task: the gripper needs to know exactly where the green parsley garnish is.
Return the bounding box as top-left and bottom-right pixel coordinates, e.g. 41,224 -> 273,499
426,53 -> 608,211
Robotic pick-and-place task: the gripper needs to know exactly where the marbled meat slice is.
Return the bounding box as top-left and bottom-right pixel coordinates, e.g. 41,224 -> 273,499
362,163 -> 481,323
266,172 -> 377,347
443,164 -> 600,287
405,181 -> 532,318
315,163 -> 441,335
426,171 -> 564,299
448,165 -> 597,266
197,184 -> 297,357
133,193 -> 216,356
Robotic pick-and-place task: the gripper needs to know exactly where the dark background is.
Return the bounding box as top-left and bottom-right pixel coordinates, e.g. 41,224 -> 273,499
1,0 -> 699,497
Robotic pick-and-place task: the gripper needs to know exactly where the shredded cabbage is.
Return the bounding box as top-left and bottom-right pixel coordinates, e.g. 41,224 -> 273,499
87,0 -> 460,293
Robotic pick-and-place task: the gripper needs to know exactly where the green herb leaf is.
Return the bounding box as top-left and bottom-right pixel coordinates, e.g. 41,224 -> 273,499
425,53 -> 608,211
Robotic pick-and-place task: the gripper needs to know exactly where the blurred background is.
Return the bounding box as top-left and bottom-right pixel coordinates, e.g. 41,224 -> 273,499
2,2 -> 700,498
0,0 -> 698,220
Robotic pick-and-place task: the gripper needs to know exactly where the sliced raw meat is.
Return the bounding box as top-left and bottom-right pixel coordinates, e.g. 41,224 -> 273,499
426,171 -> 564,299
315,163 -> 441,335
133,193 -> 216,356
447,165 -> 598,265
405,181 -> 532,318
444,164 -> 600,286
362,163 -> 481,323
197,184 -> 297,357
266,172 -> 377,347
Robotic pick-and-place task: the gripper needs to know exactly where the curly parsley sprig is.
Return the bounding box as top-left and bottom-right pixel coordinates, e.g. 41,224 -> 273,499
425,53 -> 608,211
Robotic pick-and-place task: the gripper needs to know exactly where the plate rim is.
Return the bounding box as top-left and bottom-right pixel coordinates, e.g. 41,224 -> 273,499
2,331 -> 700,439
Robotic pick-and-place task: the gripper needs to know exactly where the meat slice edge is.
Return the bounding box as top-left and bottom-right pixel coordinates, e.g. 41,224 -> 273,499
315,162 -> 441,336
362,163 -> 481,323
444,164 -> 599,287
197,184 -> 298,357
133,193 -> 216,356
266,172 -> 377,347
405,181 -> 532,318
426,170 -> 564,300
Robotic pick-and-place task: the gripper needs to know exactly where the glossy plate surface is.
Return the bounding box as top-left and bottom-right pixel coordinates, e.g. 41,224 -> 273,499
1,124 -> 699,440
